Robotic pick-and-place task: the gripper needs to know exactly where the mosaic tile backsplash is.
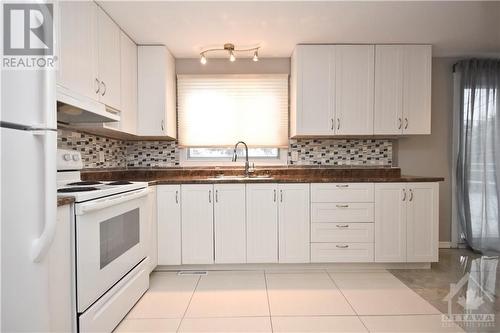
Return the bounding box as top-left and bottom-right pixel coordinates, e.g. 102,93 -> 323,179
57,129 -> 392,169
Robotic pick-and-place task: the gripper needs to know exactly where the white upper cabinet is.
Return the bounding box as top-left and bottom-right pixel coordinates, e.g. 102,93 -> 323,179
214,184 -> 246,264
58,1 -> 98,101
96,7 -> 121,110
334,45 -> 374,135
137,46 -> 176,138
402,45 -> 432,134
278,184 -> 310,263
119,32 -> 138,134
406,182 -> 439,262
246,184 -> 278,263
374,45 -> 432,135
291,45 -> 333,136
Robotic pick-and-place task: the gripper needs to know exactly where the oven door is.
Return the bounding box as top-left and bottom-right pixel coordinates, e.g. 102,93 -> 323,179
75,188 -> 150,312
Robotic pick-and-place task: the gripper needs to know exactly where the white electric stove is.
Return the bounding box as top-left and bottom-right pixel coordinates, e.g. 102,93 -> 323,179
57,149 -> 148,202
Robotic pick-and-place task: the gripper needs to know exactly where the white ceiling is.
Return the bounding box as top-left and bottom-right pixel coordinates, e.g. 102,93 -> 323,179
99,1 -> 500,58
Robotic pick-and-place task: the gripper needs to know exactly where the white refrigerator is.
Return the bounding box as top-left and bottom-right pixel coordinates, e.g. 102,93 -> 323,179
1,40 -> 74,333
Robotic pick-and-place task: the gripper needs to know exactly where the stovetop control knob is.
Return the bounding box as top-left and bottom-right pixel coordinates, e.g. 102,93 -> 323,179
72,154 -> 80,161
63,154 -> 71,161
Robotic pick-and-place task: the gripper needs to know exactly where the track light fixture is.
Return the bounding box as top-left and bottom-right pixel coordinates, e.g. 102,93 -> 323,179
199,43 -> 260,64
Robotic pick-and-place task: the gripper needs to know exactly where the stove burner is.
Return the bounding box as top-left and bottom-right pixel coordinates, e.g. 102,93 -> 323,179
67,181 -> 103,186
107,181 -> 133,185
58,187 -> 99,193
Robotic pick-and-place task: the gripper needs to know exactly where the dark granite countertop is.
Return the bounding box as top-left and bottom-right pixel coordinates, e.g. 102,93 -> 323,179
81,167 -> 444,185
57,196 -> 75,206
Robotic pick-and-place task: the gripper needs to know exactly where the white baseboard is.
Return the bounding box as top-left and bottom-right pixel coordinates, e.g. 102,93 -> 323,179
439,241 -> 452,248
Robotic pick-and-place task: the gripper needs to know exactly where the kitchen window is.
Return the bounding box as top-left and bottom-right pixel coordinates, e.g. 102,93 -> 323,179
177,74 -> 289,164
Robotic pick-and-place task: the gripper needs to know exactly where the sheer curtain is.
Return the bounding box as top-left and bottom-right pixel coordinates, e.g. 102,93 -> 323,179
455,59 -> 500,254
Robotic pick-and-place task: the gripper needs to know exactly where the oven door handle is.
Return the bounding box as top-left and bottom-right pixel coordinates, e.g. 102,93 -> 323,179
76,188 -> 150,215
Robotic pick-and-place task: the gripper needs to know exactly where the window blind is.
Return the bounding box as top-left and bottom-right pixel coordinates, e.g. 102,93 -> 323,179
177,74 -> 289,147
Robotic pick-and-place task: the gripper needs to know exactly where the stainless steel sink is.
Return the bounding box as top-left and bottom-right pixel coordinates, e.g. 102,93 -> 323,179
207,174 -> 273,181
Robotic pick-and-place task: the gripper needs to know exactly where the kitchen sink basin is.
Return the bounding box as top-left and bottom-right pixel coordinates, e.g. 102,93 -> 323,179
207,174 -> 273,181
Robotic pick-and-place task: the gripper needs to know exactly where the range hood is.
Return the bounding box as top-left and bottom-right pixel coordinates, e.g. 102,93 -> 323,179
56,85 -> 120,124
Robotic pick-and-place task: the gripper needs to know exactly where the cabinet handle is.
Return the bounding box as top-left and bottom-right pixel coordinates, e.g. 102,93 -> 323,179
336,204 -> 349,208
402,188 -> 406,201
337,118 -> 340,130
95,78 -> 100,94
175,190 -> 179,204
161,120 -> 165,131
398,118 -> 402,129
273,189 -> 276,202
280,189 -> 283,203
409,189 -> 413,202
336,224 -> 349,228
404,118 -> 408,130
331,118 -> 334,130
215,190 -> 219,203
208,190 -> 212,203
100,81 -> 106,96
336,184 -> 349,188
336,244 -> 349,249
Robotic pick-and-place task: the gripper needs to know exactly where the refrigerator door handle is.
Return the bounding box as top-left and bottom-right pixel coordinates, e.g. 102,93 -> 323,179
31,130 -> 57,262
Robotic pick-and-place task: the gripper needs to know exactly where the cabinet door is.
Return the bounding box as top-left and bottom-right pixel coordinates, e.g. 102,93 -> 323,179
334,45 -> 374,135
291,45 -> 333,136
97,7 -> 121,110
406,183 -> 439,262
157,185 -> 181,265
278,184 -> 310,263
119,31 -> 138,134
58,1 -> 98,101
214,184 -> 246,263
374,183 -> 407,262
402,45 -> 432,134
374,45 -> 404,135
181,185 -> 214,264
246,184 -> 278,263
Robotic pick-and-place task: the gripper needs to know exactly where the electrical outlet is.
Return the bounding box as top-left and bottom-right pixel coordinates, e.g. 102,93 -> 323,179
291,151 -> 299,162
99,151 -> 105,162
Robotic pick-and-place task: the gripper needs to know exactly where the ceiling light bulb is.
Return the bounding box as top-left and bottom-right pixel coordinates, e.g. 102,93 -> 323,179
229,50 -> 236,62
200,53 -> 207,65
252,50 -> 259,62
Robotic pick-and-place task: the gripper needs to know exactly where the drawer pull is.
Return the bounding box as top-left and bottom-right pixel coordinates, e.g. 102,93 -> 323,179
336,204 -> 349,208
336,244 -> 349,249
336,184 -> 349,188
336,224 -> 349,228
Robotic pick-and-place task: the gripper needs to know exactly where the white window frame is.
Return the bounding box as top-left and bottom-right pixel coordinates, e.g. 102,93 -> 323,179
180,148 -> 288,167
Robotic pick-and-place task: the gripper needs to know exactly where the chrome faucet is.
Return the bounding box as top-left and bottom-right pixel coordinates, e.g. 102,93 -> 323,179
232,141 -> 250,176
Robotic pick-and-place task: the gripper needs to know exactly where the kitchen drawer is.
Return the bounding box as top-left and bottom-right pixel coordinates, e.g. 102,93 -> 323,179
311,203 -> 374,223
311,243 -> 374,263
311,183 -> 374,203
311,223 -> 374,243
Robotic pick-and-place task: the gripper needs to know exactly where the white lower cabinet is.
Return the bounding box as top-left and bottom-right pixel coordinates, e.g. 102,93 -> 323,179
214,184 -> 246,263
246,184 -> 279,263
375,183 -> 439,263
311,243 -> 374,263
311,223 -> 374,243
157,185 -> 181,265
278,184 -> 310,263
181,185 -> 214,264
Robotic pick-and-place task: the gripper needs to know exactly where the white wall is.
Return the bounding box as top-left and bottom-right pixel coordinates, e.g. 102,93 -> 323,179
176,58 -> 290,75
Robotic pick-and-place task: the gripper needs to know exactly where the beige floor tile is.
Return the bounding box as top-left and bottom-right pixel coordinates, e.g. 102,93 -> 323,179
185,271 -> 269,317
272,316 -> 368,332
114,318 -> 180,332
266,272 -> 355,316
178,316 -> 272,332
360,315 -> 465,332
329,272 -> 441,315
127,272 -> 199,319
